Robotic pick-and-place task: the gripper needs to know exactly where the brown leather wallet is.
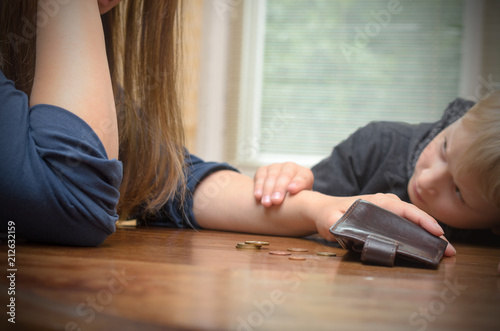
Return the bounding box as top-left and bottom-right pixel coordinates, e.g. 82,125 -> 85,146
329,199 -> 448,268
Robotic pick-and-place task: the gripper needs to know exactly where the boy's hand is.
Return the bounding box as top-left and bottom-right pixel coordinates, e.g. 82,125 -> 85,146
307,192 -> 456,257
254,162 -> 314,207
356,194 -> 456,257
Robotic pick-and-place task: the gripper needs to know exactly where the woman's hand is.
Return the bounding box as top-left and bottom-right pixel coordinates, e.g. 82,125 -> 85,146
307,192 -> 457,257
254,162 -> 314,207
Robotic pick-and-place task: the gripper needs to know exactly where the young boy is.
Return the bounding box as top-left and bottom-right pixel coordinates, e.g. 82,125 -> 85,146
309,92 -> 500,242
254,91 -> 500,270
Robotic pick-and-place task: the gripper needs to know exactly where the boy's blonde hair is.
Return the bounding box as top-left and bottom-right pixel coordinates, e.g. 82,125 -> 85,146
459,90 -> 500,210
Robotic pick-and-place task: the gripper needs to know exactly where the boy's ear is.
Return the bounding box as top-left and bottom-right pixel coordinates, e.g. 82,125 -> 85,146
492,225 -> 500,236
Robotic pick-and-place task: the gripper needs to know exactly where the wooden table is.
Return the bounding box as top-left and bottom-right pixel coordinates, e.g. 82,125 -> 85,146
1,227 -> 499,331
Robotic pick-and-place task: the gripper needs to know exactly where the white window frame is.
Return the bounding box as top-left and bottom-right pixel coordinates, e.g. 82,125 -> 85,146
198,0 -> 484,175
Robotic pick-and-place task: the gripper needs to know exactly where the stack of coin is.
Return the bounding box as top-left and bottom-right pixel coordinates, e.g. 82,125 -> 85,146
236,242 -> 262,249
287,248 -> 308,252
245,240 -> 270,246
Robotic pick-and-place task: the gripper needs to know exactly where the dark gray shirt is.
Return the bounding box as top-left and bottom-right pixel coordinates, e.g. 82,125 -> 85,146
312,99 -> 497,243
312,120 -> 432,201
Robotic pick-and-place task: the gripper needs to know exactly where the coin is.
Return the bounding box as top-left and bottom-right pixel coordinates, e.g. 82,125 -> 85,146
236,243 -> 261,249
287,248 -> 308,252
243,242 -> 263,248
289,256 -> 306,261
246,241 -> 270,246
316,252 -> 337,256
269,251 -> 292,256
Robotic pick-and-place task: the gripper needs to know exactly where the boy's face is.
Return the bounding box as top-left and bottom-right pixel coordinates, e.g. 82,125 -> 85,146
408,119 -> 500,229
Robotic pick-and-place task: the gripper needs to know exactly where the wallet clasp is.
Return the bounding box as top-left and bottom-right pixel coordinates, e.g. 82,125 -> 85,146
361,234 -> 399,267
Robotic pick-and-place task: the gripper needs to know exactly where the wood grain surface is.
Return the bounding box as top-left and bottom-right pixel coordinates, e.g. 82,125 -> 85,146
1,227 -> 499,331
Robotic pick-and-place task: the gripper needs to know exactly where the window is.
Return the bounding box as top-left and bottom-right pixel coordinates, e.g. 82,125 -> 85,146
197,0 -> 500,174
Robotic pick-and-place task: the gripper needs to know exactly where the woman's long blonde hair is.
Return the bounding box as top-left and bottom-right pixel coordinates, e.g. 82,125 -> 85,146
0,0 -> 186,220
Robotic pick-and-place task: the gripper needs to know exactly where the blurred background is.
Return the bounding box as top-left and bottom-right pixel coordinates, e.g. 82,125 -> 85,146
181,0 -> 500,175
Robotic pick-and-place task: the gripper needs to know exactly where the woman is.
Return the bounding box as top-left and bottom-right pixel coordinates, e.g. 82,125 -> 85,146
0,0 -> 453,256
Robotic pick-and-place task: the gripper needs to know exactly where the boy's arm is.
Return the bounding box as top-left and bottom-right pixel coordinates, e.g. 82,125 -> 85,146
256,123 -> 420,206
194,170 -> 456,256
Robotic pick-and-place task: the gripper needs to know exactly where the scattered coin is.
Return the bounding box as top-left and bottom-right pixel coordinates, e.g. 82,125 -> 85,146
287,248 -> 308,252
236,243 -> 261,249
289,256 -> 306,261
245,241 -> 270,246
269,251 -> 292,256
316,252 -> 337,256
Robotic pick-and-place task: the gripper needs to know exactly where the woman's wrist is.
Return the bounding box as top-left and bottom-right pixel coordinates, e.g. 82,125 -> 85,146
293,190 -> 340,240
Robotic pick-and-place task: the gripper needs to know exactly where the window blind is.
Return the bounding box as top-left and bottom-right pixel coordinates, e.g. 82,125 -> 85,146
258,0 -> 464,159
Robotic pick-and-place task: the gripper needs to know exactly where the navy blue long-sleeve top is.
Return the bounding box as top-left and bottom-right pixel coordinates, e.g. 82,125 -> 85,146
0,70 -> 236,245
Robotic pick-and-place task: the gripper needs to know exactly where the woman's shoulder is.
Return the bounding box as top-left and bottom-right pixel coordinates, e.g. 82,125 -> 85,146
0,70 -> 123,246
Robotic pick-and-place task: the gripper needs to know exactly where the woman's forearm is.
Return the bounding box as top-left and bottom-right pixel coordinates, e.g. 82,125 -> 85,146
193,170 -> 320,237
31,0 -> 118,159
